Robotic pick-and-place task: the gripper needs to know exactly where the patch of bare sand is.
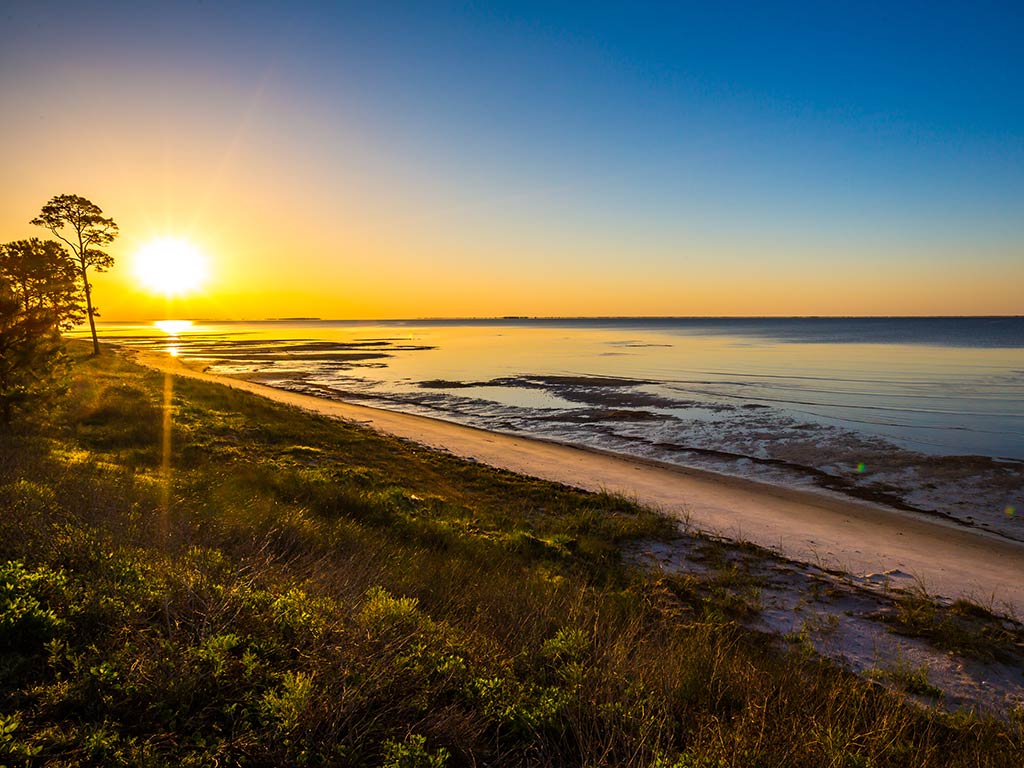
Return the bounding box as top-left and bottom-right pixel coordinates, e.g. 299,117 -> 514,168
631,537 -> 1024,715
132,349 -> 1024,618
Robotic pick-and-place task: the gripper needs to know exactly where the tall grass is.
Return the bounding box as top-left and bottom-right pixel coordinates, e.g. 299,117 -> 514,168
0,344 -> 1019,766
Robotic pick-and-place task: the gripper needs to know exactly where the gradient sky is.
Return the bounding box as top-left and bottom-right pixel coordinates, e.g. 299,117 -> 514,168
1,1 -> 1021,319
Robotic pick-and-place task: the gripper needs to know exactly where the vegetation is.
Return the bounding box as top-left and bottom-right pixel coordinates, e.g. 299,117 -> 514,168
0,239 -> 83,427
878,589 -> 1024,663
31,194 -> 118,355
0,240 -> 81,328
0,193 -> 110,425
0,346 -> 1020,766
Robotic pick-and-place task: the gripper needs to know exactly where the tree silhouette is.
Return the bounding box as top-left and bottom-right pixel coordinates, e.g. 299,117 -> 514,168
0,239 -> 83,329
31,194 -> 118,355
0,241 -> 75,427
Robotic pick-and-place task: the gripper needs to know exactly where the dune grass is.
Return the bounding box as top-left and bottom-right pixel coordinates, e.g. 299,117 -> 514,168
0,343 -> 1020,766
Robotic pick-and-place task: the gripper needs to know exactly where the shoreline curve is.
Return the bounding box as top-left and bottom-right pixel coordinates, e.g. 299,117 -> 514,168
130,348 -> 1024,616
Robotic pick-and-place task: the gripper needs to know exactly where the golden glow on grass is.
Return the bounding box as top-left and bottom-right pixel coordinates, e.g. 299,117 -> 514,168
133,237 -> 209,297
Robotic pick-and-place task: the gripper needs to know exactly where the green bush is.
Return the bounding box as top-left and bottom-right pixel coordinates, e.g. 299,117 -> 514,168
0,561 -> 67,655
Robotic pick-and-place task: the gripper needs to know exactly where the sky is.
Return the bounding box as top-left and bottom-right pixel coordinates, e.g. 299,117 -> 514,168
1,1 -> 1021,319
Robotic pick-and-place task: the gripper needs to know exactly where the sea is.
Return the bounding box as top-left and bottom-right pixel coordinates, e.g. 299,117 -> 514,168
91,317 -> 1024,542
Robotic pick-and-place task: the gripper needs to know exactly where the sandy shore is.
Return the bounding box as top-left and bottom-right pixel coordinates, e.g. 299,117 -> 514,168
135,350 -> 1024,615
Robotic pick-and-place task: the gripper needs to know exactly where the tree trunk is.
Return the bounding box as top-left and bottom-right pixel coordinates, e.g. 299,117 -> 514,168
81,260 -> 99,356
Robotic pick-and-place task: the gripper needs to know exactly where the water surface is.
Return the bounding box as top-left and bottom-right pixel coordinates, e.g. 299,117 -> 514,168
91,317 -> 1024,541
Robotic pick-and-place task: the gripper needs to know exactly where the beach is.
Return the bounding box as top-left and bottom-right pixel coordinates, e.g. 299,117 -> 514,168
9,343 -> 1022,762
135,348 -> 1024,616
102,318 -> 1024,541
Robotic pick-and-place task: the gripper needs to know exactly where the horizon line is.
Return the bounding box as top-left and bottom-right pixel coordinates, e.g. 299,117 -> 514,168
92,314 -> 1024,324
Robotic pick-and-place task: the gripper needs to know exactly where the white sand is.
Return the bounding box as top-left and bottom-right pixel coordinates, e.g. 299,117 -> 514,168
135,351 -> 1024,616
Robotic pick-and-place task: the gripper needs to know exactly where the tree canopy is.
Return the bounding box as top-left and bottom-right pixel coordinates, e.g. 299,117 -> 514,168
0,240 -> 77,426
0,239 -> 83,330
31,194 -> 118,355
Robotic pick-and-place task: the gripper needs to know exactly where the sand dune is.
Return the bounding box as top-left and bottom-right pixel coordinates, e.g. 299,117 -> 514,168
135,350 -> 1024,616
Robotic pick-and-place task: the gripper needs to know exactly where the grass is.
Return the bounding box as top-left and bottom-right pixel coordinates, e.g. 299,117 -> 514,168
868,660 -> 944,701
0,342 -> 1020,766
877,587 -> 1024,663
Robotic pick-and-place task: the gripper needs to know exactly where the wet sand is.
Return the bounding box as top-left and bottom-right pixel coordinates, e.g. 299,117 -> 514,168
134,350 -> 1024,616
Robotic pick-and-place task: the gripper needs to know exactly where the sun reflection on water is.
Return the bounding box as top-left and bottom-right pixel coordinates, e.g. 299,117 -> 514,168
154,319 -> 193,335
154,319 -> 193,357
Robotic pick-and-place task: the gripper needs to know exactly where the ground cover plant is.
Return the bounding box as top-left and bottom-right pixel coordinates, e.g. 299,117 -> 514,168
0,344 -> 1020,766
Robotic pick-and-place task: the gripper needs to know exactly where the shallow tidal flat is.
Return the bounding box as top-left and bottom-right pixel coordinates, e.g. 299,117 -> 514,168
105,318 -> 1024,544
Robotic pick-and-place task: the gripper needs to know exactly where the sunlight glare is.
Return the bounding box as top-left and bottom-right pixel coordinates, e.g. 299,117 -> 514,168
155,319 -> 191,357
134,237 -> 209,296
154,319 -> 193,335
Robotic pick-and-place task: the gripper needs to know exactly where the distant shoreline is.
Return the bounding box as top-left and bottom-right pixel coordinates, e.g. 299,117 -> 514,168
99,314 -> 1024,324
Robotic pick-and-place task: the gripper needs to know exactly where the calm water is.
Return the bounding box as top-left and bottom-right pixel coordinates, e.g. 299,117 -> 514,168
92,317 -> 1024,540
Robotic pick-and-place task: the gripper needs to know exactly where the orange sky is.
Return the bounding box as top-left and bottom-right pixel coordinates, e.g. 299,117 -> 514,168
3,149 -> 1018,320
3,187 -> 1020,320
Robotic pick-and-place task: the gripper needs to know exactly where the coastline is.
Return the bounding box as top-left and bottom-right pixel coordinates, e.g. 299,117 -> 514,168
132,348 -> 1024,615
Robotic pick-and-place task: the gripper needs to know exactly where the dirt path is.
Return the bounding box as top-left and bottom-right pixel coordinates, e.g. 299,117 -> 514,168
135,351 -> 1024,616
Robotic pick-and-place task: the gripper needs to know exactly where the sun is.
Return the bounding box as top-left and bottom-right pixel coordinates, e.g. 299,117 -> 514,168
133,237 -> 209,296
